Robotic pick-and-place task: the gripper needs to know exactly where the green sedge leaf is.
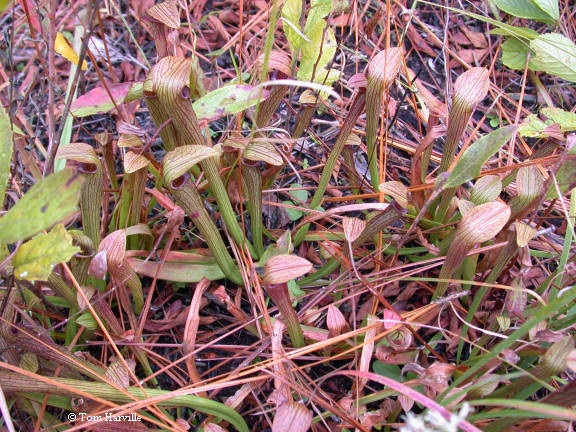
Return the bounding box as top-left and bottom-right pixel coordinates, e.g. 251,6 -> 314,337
13,224 -> 80,281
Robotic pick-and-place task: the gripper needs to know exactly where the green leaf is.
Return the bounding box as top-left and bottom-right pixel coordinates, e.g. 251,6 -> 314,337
12,225 -> 80,281
304,0 -> 332,32
283,201 -> 304,221
541,107 -> 576,131
192,84 -> 265,123
288,279 -> 306,306
0,0 -> 11,11
288,183 -> 309,202
298,25 -> 338,86
519,108 -> 576,138
532,0 -> 559,20
530,33 -> 576,82
0,169 -> 83,244
518,113 -> 549,138
494,0 -> 557,22
501,37 -> 530,71
489,26 -> 539,40
373,361 -> 403,382
76,312 -> 99,330
445,126 -> 515,189
0,104 -> 13,204
282,0 -> 304,52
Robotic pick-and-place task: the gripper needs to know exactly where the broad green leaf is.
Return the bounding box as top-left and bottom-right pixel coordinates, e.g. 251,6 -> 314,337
13,224 -> 80,281
192,85 -> 266,122
0,104 -> 12,204
501,37 -> 530,71
494,0 -> 557,22
519,108 -> 576,138
298,25 -> 339,86
0,169 -> 83,244
304,0 -> 332,33
541,107 -> 576,131
530,33 -> 576,83
518,113 -> 550,138
284,184 -> 309,221
532,0 -> 559,21
0,0 -> 11,11
289,183 -> 309,202
282,0 -> 304,52
373,361 -> 403,382
283,201 -> 305,221
445,126 -> 515,189
288,279 -> 306,306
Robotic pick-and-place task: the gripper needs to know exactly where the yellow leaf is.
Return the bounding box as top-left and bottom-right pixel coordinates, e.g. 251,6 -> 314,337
55,32 -> 88,70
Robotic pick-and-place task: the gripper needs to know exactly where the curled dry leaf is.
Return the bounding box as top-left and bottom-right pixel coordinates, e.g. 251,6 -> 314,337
263,254 -> 313,285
